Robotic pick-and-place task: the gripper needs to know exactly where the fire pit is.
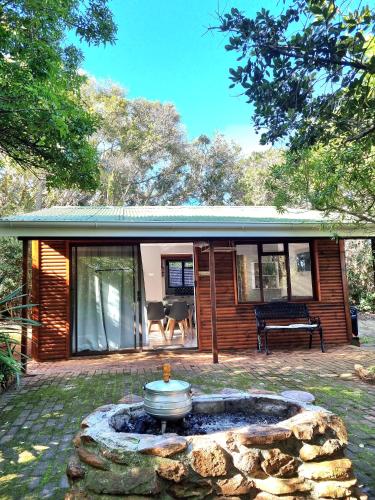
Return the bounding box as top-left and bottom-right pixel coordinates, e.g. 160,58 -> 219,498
66,380 -> 366,498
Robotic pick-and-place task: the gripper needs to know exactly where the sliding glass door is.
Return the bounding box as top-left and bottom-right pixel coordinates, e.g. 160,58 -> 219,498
72,245 -> 143,353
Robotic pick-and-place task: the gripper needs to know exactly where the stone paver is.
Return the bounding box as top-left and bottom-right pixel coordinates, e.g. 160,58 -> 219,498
0,345 -> 374,499
359,313 -> 375,348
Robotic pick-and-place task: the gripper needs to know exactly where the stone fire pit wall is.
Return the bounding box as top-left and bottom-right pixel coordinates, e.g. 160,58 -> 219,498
66,392 -> 366,499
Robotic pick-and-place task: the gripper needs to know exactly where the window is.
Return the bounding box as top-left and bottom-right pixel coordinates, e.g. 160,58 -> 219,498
236,245 -> 260,302
289,243 -> 313,299
236,242 -> 314,302
166,259 -> 194,295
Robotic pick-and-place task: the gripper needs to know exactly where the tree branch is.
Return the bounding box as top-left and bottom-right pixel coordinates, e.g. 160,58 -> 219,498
267,45 -> 372,72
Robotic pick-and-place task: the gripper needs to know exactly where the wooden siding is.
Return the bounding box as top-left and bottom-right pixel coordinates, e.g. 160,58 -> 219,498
195,239 -> 350,352
32,237 -> 350,361
33,240 -> 70,360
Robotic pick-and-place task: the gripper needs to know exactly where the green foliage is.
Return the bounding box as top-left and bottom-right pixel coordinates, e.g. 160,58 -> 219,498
238,149 -> 284,205
0,0 -> 116,190
218,1 -> 375,151
268,143 -> 375,224
0,237 -> 22,300
0,329 -> 21,387
0,285 -> 40,389
346,240 -> 375,311
189,134 -> 243,205
217,0 -> 375,225
43,80 -> 244,206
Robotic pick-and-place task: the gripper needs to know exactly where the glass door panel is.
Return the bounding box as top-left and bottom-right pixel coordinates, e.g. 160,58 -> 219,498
72,245 -> 141,353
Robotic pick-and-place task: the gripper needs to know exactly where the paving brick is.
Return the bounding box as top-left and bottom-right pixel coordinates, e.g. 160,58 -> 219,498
0,345 -> 374,498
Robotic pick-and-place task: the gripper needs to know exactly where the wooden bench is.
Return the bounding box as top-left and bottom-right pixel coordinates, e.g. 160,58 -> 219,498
254,302 -> 325,355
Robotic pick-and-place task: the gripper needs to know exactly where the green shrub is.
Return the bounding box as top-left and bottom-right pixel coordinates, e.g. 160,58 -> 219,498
0,330 -> 22,388
358,292 -> 375,313
346,239 -> 375,313
0,285 -> 39,390
0,237 -> 22,299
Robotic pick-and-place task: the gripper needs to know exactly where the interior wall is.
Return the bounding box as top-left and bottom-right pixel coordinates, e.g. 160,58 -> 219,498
140,245 -> 162,301
140,243 -> 193,301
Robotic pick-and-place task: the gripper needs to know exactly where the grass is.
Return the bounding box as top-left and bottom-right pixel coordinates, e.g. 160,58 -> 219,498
359,335 -> 373,345
0,367 -> 374,499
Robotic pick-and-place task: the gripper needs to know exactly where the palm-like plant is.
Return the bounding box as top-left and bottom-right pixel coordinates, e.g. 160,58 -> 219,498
0,284 -> 39,388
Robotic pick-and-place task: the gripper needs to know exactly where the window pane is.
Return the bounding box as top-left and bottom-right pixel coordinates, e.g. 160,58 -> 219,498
262,243 -> 284,253
183,261 -> 194,287
168,261 -> 183,287
289,243 -> 313,298
261,255 -> 288,301
236,245 -> 261,302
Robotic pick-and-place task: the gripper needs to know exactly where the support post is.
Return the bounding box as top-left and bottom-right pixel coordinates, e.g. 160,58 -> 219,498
209,242 -> 219,364
31,240 -> 40,360
137,244 -> 143,352
339,239 -> 353,343
21,239 -> 29,373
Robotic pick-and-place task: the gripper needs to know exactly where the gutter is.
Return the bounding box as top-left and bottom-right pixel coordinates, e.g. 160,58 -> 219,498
0,220 -> 328,229
0,218 -> 374,239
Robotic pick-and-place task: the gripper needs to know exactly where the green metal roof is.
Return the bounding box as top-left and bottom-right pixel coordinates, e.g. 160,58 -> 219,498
0,205 -> 373,239
1,205 -> 328,224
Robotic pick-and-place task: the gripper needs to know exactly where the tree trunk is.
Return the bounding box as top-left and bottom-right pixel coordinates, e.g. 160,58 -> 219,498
371,238 -> 375,289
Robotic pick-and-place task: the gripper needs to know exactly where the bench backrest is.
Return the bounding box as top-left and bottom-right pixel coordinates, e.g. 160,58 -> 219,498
254,302 -> 309,321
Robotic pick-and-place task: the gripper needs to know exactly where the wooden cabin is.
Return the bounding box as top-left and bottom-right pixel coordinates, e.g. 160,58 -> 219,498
0,205 -> 371,363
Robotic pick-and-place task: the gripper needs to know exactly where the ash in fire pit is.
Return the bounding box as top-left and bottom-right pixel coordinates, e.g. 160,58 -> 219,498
111,409 -> 282,436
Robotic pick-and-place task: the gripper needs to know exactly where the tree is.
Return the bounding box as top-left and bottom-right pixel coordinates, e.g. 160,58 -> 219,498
47,80 -> 190,205
0,164 -> 38,216
0,237 -> 22,299
0,0 -> 116,190
45,81 -> 245,206
189,134 -> 243,205
268,143 -> 375,224
217,1 -> 374,151
238,149 -> 284,206
346,239 -> 375,310
216,1 -> 375,223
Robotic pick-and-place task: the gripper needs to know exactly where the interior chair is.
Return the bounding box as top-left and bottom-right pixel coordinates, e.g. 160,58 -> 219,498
147,302 -> 166,340
166,301 -> 189,343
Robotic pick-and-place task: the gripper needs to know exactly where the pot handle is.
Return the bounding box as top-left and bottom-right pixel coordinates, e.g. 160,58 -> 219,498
162,363 -> 171,383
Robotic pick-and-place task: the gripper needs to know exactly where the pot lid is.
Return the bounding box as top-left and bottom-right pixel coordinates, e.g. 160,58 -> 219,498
144,379 -> 191,392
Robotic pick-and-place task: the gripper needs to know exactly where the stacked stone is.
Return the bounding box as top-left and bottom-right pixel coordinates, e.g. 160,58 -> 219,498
65,392 -> 367,499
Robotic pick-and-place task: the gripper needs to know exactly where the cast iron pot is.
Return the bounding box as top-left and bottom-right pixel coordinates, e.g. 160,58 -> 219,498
143,365 -> 192,421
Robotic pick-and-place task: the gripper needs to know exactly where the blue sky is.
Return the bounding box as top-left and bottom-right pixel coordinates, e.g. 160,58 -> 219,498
76,0 -> 274,153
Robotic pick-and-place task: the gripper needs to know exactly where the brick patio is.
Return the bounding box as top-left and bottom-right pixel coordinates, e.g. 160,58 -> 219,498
1,345 -> 375,499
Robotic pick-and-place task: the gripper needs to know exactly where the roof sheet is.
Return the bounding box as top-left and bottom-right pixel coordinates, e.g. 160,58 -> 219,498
0,205 -> 329,225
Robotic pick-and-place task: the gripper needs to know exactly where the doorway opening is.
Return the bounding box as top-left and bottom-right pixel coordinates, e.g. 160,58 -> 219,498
141,243 -> 198,350
71,242 -> 198,354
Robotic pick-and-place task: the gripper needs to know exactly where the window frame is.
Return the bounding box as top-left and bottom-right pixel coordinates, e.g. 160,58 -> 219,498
165,257 -> 194,294
234,241 -> 316,304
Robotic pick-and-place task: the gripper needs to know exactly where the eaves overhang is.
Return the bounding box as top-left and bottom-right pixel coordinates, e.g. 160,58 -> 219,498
0,220 -> 373,239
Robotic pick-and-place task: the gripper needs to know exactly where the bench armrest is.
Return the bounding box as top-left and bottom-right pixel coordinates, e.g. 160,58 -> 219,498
309,316 -> 321,326
256,318 -> 266,331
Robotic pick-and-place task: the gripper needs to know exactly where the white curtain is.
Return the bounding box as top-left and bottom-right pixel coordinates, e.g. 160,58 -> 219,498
74,246 -> 138,352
